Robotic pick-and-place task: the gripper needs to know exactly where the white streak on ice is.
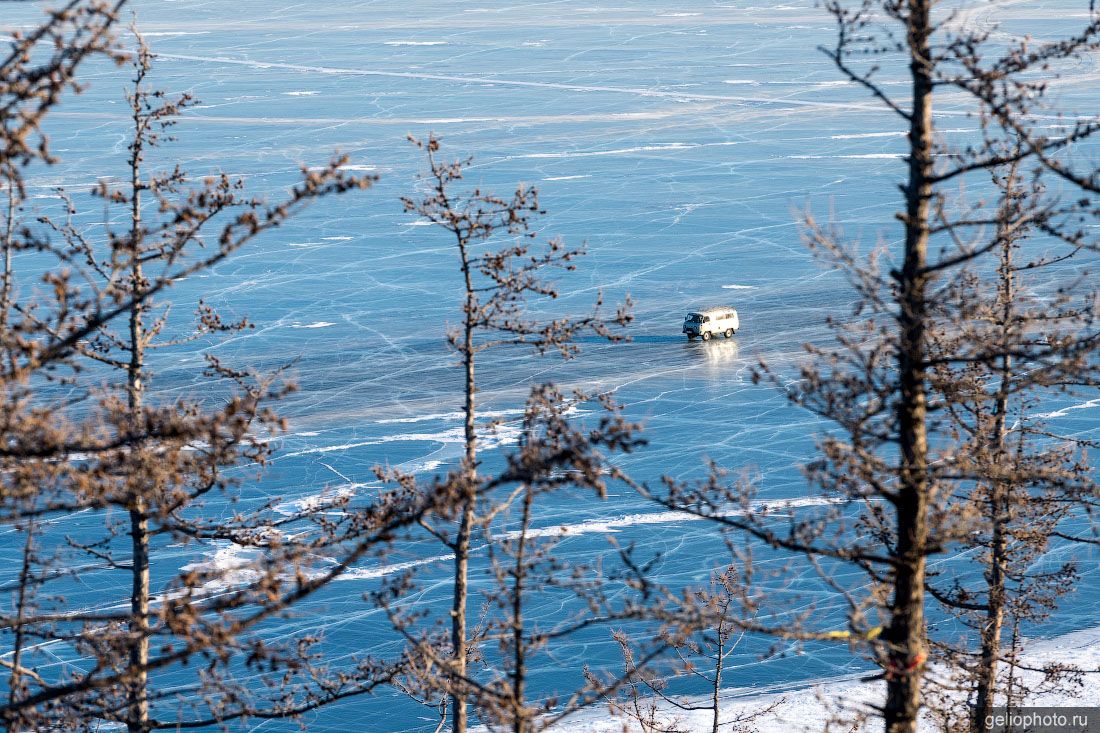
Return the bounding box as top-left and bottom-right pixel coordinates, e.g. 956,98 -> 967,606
788,153 -> 905,160
138,31 -> 210,37
829,131 -> 906,139
153,52 -> 886,110
1036,397 -> 1100,419
290,321 -> 336,329
341,554 -> 455,580
375,408 -> 525,425
518,143 -> 701,159
280,423 -> 523,458
502,496 -> 843,540
309,164 -> 378,172
829,127 -> 972,140
343,496 -> 846,582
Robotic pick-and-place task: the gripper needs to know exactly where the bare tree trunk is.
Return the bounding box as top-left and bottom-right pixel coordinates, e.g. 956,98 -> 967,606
886,3 -> 934,732
126,106 -> 149,733
452,236 -> 476,733
973,199 -> 1017,732
5,517 -> 36,733
452,500 -> 472,733
712,622 -> 724,733
1,179 -> 15,333
1005,619 -> 1022,713
127,505 -> 149,733
511,487 -> 532,733
974,485 -> 1007,730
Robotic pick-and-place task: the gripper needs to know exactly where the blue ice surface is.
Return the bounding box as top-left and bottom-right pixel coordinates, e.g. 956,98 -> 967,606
2,0 -> 1099,730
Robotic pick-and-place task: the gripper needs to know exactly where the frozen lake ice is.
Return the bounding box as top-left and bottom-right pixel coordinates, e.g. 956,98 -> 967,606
2,0 -> 1099,730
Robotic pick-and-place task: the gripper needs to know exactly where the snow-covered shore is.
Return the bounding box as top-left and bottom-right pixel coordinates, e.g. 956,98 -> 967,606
549,626 -> 1100,732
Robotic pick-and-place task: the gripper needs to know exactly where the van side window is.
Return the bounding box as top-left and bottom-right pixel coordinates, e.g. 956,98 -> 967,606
703,316 -> 710,323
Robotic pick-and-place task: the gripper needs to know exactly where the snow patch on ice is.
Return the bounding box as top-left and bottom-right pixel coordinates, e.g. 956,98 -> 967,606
1036,397 -> 1100,419
398,458 -> 446,475
546,626 -> 1100,733
281,422 -> 523,458
273,484 -> 360,515
290,321 -> 336,329
342,554 -> 455,580
180,541 -> 263,590
721,284 -> 755,290
384,426 -> 522,448
375,408 -> 525,425
502,496 -> 838,544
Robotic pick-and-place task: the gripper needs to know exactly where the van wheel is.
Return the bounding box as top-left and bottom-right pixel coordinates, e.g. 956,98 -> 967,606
724,328 -> 733,338
686,334 -> 695,340
701,331 -> 711,341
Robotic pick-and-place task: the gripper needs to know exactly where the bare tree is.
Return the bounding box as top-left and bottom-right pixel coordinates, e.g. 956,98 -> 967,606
601,563 -> 783,733
921,159 -> 1099,732
386,134 -> 631,733
1,5 -> 128,729
640,4 -> 1100,733
0,15 -> 446,730
443,384 -> 654,733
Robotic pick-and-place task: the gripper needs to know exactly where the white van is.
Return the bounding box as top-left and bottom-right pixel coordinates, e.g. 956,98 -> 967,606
683,307 -> 739,341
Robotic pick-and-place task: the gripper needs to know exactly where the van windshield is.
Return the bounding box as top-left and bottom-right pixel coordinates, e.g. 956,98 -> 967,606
686,313 -> 703,323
